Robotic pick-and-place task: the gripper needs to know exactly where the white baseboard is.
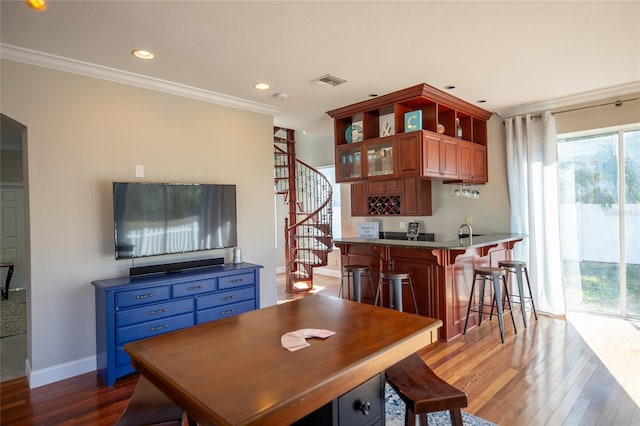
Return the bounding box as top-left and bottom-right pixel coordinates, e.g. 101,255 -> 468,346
27,355 -> 97,389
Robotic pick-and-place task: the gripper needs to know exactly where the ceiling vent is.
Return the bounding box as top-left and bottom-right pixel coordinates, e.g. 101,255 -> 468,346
310,74 -> 347,88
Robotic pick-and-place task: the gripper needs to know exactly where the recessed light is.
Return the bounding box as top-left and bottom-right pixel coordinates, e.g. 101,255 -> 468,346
477,100 -> 487,103
444,85 -> 456,90
25,0 -> 47,11
254,83 -> 270,90
368,93 -> 379,98
132,50 -> 155,60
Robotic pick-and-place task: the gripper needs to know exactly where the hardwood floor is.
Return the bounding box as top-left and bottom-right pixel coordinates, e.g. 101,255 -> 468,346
1,273 -> 638,425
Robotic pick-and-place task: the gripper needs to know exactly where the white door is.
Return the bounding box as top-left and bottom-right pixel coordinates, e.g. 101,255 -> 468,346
1,184 -> 26,291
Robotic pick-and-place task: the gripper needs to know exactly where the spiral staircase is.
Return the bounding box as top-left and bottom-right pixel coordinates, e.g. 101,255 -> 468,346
274,127 -> 333,293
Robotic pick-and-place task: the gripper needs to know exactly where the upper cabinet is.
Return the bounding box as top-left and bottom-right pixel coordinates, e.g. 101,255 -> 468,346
327,84 -> 492,184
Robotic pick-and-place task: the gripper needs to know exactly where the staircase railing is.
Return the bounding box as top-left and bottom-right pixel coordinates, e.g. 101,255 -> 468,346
274,130 -> 333,293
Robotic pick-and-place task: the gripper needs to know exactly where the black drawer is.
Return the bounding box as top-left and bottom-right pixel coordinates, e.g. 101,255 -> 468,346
116,312 -> 194,345
172,278 -> 217,297
338,373 -> 383,426
115,286 -> 170,309
197,300 -> 255,323
116,298 -> 194,327
218,272 -> 255,290
197,287 -> 254,310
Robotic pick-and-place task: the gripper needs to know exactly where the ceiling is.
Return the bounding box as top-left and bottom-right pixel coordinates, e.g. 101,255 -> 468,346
1,1 -> 639,137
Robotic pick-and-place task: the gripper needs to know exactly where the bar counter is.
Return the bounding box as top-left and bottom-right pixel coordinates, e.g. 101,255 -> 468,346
334,233 -> 526,341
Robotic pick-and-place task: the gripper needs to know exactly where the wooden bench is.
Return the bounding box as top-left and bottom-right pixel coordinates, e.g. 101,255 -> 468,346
385,353 -> 468,426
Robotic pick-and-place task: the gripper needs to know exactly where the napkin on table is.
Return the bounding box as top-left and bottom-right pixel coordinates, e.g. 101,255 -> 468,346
281,328 -> 335,352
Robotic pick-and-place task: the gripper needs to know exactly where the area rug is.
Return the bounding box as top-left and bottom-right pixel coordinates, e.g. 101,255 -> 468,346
0,290 -> 27,338
385,383 -> 496,426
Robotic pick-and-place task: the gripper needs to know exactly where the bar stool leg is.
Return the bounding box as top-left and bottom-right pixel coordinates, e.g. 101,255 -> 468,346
491,274 -> 506,343
524,267 -> 538,320
503,276 -> 518,334
408,276 -> 418,315
388,278 -> 403,312
478,274 -> 486,326
463,273 -> 478,334
514,266 -> 528,327
352,271 -> 362,303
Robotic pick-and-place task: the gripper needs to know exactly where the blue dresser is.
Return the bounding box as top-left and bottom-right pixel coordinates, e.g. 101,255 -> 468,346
92,262 -> 262,386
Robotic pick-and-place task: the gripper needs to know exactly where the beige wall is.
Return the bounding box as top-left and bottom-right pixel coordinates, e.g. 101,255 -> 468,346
555,95 -> 640,135
1,59 -> 277,387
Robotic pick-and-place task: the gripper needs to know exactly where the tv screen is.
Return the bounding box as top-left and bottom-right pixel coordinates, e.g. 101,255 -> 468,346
113,182 -> 237,260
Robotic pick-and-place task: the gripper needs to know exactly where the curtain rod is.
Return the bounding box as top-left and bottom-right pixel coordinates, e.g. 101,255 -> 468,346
527,96 -> 640,119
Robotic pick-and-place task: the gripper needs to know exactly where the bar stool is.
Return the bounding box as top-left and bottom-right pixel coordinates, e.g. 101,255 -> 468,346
375,271 -> 418,314
339,265 -> 374,303
463,267 -> 517,343
385,353 -> 468,426
498,260 -> 538,328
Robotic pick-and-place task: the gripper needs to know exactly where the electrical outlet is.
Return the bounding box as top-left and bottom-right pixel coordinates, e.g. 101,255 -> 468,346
399,222 -> 407,230
465,216 -> 472,225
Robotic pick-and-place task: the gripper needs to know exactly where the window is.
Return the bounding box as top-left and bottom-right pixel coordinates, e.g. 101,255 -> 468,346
558,124 -> 640,318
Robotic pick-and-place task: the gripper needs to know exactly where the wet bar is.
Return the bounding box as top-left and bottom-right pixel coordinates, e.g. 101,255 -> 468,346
334,234 -> 525,341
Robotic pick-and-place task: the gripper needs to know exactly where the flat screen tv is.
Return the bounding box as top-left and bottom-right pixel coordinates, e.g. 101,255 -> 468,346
113,182 -> 237,260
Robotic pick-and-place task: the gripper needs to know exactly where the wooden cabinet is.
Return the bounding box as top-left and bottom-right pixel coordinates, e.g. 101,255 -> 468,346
92,263 -> 262,386
328,83 -> 491,184
351,177 -> 432,217
457,140 -> 487,183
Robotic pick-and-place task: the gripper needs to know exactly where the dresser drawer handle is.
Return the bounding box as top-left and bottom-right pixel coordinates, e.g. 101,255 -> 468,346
220,309 -> 235,315
229,279 -> 243,284
186,285 -> 203,291
148,324 -> 168,332
219,295 -> 234,301
356,400 -> 372,416
134,293 -> 153,300
148,308 -> 168,315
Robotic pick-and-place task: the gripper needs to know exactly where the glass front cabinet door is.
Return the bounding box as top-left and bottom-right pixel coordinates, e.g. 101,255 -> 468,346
365,138 -> 394,178
336,144 -> 363,182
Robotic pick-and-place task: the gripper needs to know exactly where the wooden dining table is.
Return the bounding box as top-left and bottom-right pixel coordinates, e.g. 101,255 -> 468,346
125,294 -> 442,426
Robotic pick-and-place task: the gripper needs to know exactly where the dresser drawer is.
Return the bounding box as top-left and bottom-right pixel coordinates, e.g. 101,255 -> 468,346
116,313 -> 194,345
172,278 -> 216,298
197,287 -> 254,310
197,300 -> 255,323
338,373 -> 383,426
116,298 -> 194,327
218,272 -> 255,290
116,286 -> 170,309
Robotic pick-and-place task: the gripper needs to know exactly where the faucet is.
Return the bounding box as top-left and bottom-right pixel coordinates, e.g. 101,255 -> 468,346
459,223 -> 473,238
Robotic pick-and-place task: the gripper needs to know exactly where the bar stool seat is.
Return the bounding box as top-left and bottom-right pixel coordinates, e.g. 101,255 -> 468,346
463,266 -> 516,343
498,260 -> 538,327
375,271 -> 418,314
385,353 -> 468,426
340,265 -> 374,303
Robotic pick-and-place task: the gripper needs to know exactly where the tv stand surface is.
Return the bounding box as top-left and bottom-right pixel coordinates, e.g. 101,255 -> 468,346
92,262 -> 262,386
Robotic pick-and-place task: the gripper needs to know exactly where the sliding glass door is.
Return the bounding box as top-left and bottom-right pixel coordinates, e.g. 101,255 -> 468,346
558,127 -> 639,318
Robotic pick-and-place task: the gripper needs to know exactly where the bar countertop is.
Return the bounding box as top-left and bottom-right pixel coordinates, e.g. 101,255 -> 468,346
334,233 -> 526,250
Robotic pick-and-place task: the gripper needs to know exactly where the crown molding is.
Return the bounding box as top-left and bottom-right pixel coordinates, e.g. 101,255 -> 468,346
495,81 -> 640,118
0,44 -> 281,116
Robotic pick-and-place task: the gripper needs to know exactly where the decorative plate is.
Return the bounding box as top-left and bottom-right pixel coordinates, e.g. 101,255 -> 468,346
345,124 -> 363,143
